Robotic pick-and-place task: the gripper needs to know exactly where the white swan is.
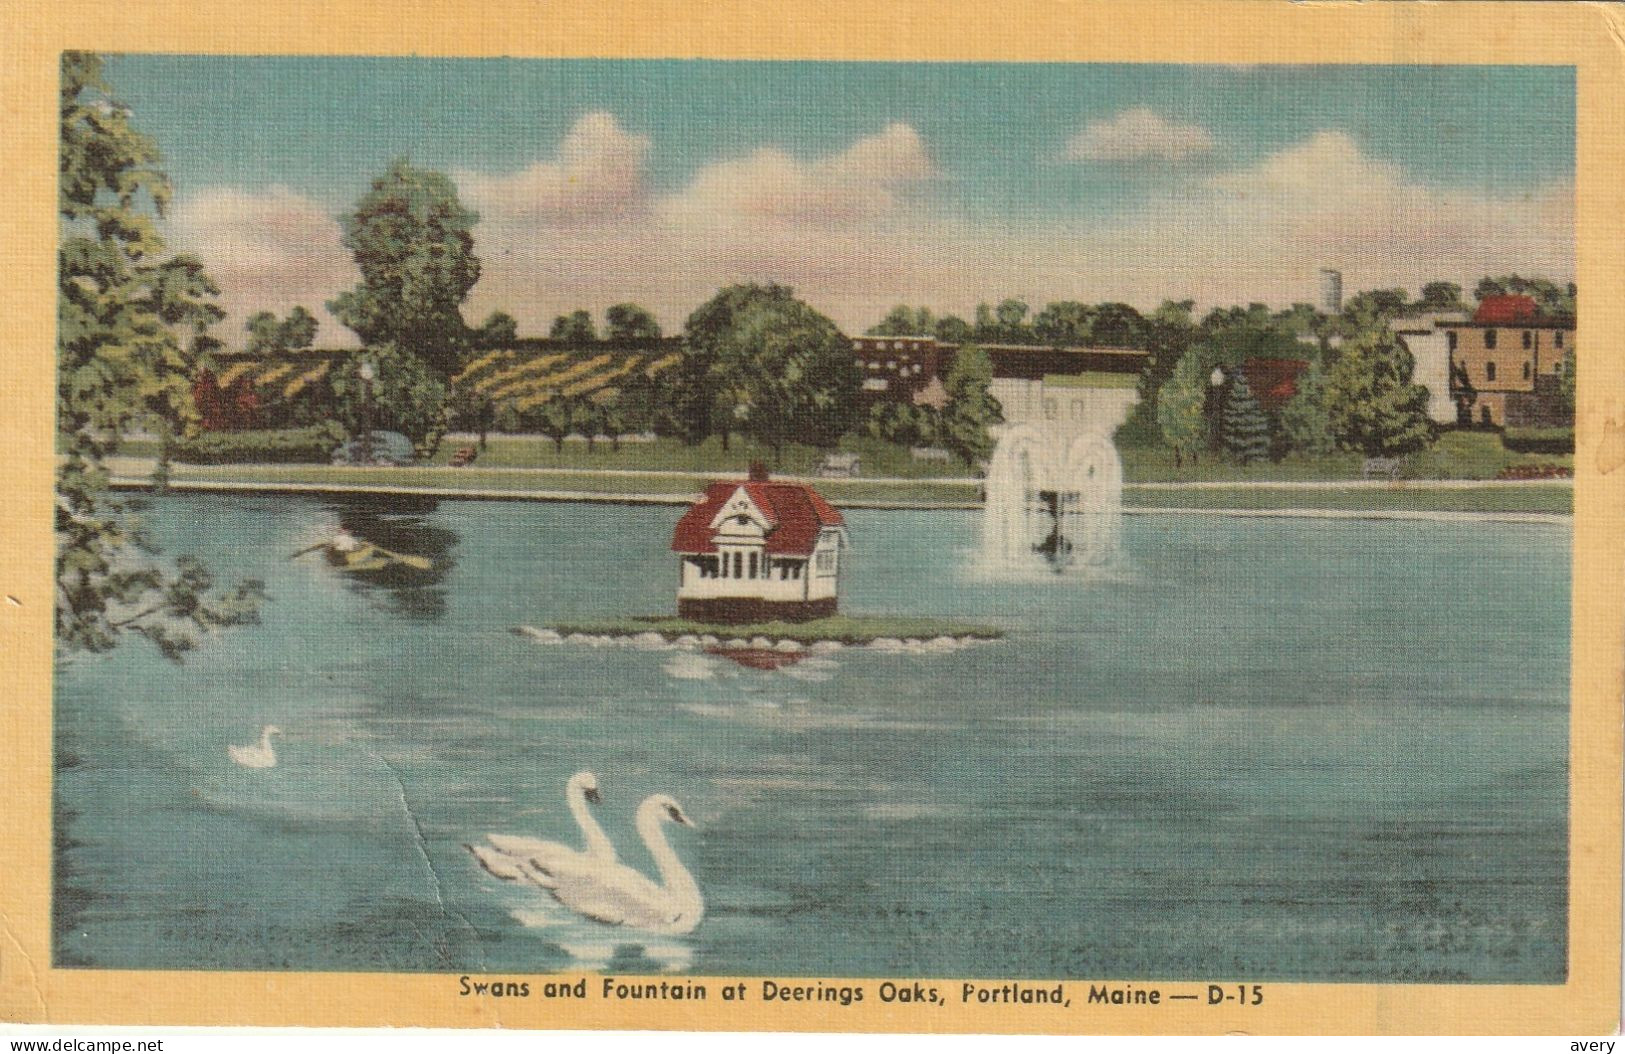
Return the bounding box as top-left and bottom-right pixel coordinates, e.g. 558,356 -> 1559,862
530,794 -> 704,936
228,725 -> 280,769
468,772 -> 613,884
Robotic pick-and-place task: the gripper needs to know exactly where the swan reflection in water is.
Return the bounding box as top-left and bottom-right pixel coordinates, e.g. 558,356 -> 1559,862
468,779 -> 704,971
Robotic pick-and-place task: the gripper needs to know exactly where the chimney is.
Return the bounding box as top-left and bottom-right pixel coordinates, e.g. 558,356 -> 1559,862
748,461 -> 770,482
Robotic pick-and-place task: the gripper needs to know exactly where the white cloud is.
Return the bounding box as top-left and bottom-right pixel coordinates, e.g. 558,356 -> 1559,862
662,122 -> 933,226
168,126 -> 1572,345
1064,107 -> 1216,163
458,111 -> 651,227
168,185 -> 360,345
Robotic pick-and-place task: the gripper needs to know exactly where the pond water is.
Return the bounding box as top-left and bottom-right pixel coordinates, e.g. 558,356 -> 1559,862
54,493 -> 1569,981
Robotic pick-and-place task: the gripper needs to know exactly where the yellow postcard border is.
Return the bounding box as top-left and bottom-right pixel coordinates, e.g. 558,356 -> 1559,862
1,0 -> 1620,1036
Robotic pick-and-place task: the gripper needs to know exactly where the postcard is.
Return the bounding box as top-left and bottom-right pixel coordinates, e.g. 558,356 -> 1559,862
2,0 -> 1621,1037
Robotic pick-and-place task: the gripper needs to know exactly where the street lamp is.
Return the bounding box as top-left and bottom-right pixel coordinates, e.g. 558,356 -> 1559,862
358,359 -> 377,465
1205,365 -> 1228,455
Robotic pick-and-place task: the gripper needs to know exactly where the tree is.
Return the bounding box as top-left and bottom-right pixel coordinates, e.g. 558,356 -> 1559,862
868,304 -> 934,337
973,302 -> 997,341
1559,346 -> 1577,419
1219,371 -> 1271,464
1123,299 -> 1197,445
327,159 -> 481,378
597,392 -> 630,452
471,310 -> 518,350
1324,327 -> 1434,456
281,306 -> 318,349
245,311 -> 282,354
56,51 -> 263,660
994,298 -> 1030,336
573,398 -> 602,453
939,345 -> 1003,465
1416,281 -> 1464,312
1475,274 -> 1574,316
1032,301 -> 1094,346
604,302 -> 661,341
1088,302 -> 1148,348
245,306 -> 318,353
329,346 -> 450,456
866,400 -> 938,448
704,292 -> 860,457
1279,362 -> 1335,455
681,283 -> 859,454
934,314 -> 973,345
1156,350 -> 1209,465
535,394 -> 577,453
550,309 -> 597,343
1341,288 -> 1410,324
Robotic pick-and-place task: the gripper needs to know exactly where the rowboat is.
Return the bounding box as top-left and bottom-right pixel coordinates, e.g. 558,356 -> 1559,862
324,540 -> 435,578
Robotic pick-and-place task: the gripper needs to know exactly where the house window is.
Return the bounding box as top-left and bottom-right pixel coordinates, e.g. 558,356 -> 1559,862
1522,361 -> 1531,380
1522,331 -> 1532,349
748,552 -> 758,579
1556,331 -> 1565,349
733,552 -> 743,578
1447,331 -> 1457,351
1485,329 -> 1498,349
1481,405 -> 1493,426
1485,362 -> 1496,381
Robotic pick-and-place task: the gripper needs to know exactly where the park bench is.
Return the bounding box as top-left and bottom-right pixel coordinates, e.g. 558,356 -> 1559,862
817,452 -> 861,478
448,445 -> 479,468
1361,457 -> 1404,480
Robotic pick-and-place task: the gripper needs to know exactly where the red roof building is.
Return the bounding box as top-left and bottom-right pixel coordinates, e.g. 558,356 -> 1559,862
1473,294 -> 1539,326
671,465 -> 846,623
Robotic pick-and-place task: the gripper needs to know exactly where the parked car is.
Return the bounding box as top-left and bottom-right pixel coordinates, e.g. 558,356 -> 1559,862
331,430 -> 415,466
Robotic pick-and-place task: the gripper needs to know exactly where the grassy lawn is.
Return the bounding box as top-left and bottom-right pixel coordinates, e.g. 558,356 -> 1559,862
138,461 -> 981,506
424,434 -> 975,479
542,614 -> 1003,643
1125,483 -> 1572,515
108,426 -> 1574,513
1118,430 -> 1571,483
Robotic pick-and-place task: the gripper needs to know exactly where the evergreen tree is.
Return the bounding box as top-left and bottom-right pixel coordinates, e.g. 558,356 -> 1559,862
1279,362 -> 1335,455
1220,371 -> 1272,464
1156,350 -> 1209,463
939,346 -> 1003,465
56,51 -> 263,660
1324,327 -> 1434,456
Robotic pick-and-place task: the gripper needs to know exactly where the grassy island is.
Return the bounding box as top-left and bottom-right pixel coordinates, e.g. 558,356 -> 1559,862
539,614 -> 1004,645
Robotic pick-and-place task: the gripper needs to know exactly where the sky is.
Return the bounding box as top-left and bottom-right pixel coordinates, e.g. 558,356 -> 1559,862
105,57 -> 1576,346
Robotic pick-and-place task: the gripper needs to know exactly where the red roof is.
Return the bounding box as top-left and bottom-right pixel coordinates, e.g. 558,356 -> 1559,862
1243,357 -> 1309,414
1474,294 -> 1538,325
671,479 -> 844,556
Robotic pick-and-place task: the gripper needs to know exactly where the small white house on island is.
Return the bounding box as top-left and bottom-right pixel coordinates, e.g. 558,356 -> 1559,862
670,464 -> 846,623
